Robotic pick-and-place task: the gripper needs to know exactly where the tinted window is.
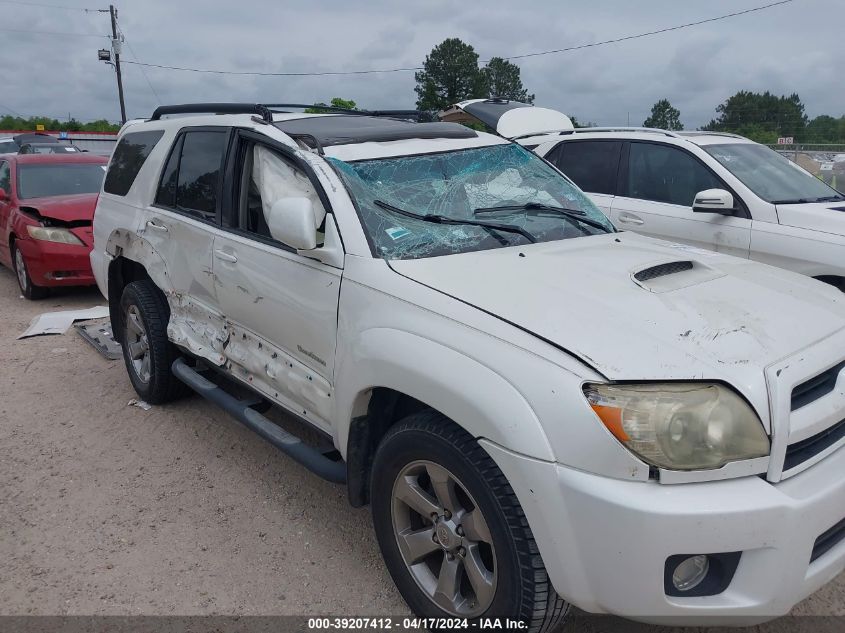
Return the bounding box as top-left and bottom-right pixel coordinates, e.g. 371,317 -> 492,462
550,141 -> 621,195
17,164 -> 106,199
155,131 -> 226,222
104,130 -> 164,196
176,132 -> 226,221
0,141 -> 18,154
627,142 -> 722,206
155,135 -> 182,208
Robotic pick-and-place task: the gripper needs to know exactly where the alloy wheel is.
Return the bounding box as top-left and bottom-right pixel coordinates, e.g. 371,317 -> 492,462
14,247 -> 28,293
125,304 -> 151,383
391,460 -> 497,617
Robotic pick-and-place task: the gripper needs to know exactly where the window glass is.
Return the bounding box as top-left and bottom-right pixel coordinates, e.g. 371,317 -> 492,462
329,143 -> 613,260
551,141 -> 621,195
627,142 -> 722,206
174,131 -> 226,221
0,161 -> 10,192
703,143 -> 842,204
17,164 -> 106,199
104,130 -> 164,196
0,141 -> 18,154
155,135 -> 182,208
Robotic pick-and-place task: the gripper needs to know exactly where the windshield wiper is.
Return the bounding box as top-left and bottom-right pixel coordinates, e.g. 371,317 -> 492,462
771,198 -> 815,204
373,199 -> 536,243
473,202 -> 611,233
814,195 -> 845,202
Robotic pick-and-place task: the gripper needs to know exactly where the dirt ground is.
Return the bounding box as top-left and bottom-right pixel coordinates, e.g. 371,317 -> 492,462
0,265 -> 842,631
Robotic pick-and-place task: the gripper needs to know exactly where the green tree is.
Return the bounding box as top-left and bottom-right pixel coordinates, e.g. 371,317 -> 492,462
415,38 -> 486,112
804,114 -> 845,143
569,115 -> 595,128
643,99 -> 683,130
481,57 -> 534,103
702,91 -> 807,142
304,97 -> 358,113
0,114 -> 119,132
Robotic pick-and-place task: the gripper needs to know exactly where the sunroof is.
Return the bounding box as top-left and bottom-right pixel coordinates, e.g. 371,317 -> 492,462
274,115 -> 476,149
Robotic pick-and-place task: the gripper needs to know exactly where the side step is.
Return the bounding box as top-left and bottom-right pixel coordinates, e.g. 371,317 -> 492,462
172,358 -> 346,484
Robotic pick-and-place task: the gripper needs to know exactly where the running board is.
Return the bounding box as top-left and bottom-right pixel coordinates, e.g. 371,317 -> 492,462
172,358 -> 346,484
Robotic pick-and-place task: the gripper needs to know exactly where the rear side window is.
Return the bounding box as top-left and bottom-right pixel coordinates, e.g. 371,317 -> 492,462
548,140 -> 621,195
0,161 -> 10,193
155,130 -> 227,222
104,130 -> 164,196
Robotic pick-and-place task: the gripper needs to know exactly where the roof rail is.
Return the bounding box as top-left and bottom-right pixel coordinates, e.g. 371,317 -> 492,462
264,103 -> 425,120
573,126 -> 683,138
150,103 -> 274,123
678,130 -> 746,139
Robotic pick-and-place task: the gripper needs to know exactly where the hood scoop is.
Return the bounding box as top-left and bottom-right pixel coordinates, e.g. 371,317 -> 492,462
632,259 -> 723,293
829,206 -> 845,212
634,260 -> 693,282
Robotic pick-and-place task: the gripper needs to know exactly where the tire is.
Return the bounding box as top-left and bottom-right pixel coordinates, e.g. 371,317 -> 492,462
12,241 -> 49,300
119,280 -> 189,404
371,410 -> 568,632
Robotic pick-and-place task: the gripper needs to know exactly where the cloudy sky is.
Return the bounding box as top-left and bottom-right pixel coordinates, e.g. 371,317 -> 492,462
1,0 -> 842,128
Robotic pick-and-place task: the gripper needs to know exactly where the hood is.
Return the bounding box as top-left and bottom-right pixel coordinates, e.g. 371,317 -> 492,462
439,99 -> 574,139
19,193 -> 99,223
391,232 -> 845,422
776,201 -> 845,237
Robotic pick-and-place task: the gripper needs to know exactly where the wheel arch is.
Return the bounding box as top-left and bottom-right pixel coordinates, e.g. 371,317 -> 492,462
339,328 -> 556,507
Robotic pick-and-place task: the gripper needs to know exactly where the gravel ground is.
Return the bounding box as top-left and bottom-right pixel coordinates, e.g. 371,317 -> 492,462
0,265 -> 842,631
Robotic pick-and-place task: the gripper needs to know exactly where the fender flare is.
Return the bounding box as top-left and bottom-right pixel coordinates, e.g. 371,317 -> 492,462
335,327 -> 556,463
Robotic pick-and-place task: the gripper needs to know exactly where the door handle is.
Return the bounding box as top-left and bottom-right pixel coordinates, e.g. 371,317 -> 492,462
617,212 -> 644,226
214,249 -> 238,263
146,219 -> 169,232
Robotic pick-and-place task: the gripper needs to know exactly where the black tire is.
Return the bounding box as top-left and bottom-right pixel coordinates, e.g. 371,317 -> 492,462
371,410 -> 568,632
119,280 -> 189,404
12,241 -> 49,300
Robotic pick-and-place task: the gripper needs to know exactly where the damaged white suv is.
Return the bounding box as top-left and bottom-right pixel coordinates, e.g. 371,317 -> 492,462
92,103 -> 845,629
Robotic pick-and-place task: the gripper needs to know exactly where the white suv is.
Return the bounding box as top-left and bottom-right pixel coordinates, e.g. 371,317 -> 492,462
442,99 -> 845,291
92,103 -> 845,628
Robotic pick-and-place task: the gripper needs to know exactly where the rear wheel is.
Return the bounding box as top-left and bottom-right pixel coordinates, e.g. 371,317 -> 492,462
12,242 -> 49,300
119,280 -> 189,404
371,411 -> 568,632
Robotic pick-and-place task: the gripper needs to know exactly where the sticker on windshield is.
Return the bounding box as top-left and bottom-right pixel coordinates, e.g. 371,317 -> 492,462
385,226 -> 411,240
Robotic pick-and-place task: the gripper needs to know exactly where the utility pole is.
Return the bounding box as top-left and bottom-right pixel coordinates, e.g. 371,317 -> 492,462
109,5 -> 126,124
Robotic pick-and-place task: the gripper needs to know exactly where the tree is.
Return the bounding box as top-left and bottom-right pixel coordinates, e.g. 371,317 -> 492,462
702,91 -> 807,142
0,114 -> 119,132
305,97 -> 358,113
643,99 -> 683,130
481,57 -> 534,103
415,38 -> 486,112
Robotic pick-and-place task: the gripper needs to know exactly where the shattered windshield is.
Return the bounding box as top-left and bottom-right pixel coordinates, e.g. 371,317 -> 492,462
328,143 -> 614,259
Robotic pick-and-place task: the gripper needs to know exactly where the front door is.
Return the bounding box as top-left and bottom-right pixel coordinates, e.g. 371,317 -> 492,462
213,135 -> 341,431
611,141 -> 751,258
0,160 -> 12,266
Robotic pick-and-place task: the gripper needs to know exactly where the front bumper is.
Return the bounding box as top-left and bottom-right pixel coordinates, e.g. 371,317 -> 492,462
482,439 -> 845,625
16,235 -> 95,287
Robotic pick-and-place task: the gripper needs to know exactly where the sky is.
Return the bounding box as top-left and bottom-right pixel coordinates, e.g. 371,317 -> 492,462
1,0 -> 842,128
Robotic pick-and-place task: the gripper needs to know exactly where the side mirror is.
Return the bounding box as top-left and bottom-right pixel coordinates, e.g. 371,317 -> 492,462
267,197 -> 317,250
693,189 -> 734,215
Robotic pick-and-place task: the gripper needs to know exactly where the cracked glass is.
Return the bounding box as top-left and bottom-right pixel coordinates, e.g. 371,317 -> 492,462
329,143 -> 614,259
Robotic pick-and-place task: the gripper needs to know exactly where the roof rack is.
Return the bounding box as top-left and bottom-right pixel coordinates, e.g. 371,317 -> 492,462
572,126 -> 684,138
677,130 -> 745,139
265,103 -> 424,120
150,103 -> 275,123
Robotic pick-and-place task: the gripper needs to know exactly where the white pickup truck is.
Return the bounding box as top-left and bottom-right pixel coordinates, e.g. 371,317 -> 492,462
441,99 -> 845,291
92,103 -> 845,629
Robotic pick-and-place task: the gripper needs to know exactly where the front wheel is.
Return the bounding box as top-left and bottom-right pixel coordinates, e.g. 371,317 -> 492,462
13,242 -> 49,300
371,411 -> 568,632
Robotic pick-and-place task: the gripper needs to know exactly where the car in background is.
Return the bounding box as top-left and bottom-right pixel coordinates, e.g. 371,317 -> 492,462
0,153 -> 107,298
19,143 -> 83,155
0,132 -> 60,155
441,100 -> 845,291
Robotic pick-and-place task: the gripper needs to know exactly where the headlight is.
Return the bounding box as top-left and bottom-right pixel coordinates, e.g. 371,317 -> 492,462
584,383 -> 769,471
26,225 -> 84,245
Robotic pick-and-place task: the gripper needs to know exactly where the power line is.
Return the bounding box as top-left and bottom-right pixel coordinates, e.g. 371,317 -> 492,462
121,0 -> 795,77
0,26 -> 107,37
0,0 -> 106,11
116,24 -> 161,104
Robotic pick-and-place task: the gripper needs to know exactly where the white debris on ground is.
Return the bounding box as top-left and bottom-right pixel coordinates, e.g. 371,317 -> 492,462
18,306 -> 110,339
127,398 -> 152,411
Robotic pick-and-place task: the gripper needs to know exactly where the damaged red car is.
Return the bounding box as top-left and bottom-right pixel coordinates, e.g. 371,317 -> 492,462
0,153 -> 107,298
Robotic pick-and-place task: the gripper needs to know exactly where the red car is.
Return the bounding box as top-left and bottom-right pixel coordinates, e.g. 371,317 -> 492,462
0,153 -> 108,298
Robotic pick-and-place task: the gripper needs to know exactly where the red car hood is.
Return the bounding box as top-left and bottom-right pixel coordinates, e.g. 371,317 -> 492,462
20,193 -> 99,223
